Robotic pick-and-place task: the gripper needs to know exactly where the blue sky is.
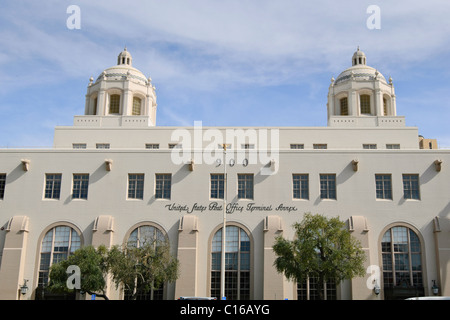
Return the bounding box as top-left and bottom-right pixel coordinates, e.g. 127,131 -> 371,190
1,0 -> 450,148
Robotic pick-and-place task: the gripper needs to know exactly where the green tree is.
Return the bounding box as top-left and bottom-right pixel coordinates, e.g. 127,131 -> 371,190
272,213 -> 366,300
48,245 -> 109,299
106,239 -> 180,300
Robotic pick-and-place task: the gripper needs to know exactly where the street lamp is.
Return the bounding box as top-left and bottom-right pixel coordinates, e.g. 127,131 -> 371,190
20,279 -> 29,296
220,144 -> 227,300
432,280 -> 439,295
373,284 -> 381,296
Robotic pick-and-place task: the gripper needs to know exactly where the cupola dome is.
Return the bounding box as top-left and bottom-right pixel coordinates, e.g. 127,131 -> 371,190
352,46 -> 366,66
83,48 -> 157,126
334,47 -> 386,85
327,48 -> 399,127
118,47 -> 133,66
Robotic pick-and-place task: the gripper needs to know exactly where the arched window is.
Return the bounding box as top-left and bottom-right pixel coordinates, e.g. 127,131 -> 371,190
360,94 -> 371,114
381,226 -> 424,299
127,225 -> 165,248
383,95 -> 392,116
38,226 -> 81,287
340,97 -> 348,116
124,225 -> 166,300
109,94 -> 120,114
211,226 -> 250,300
132,97 -> 142,115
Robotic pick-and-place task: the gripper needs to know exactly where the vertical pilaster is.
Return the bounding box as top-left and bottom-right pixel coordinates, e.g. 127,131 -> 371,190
348,216 -> 376,300
433,217 -> 450,296
263,215 -> 286,299
92,215 -> 114,300
175,215 -> 199,299
0,216 -> 29,300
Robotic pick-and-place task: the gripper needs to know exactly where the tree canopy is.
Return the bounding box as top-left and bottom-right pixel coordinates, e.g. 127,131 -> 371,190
47,239 -> 179,300
272,213 -> 366,299
48,245 -> 109,299
107,239 -> 179,300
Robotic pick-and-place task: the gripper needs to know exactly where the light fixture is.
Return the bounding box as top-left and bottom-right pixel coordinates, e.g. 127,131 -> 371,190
373,283 -> 380,295
20,279 -> 28,295
432,280 -> 439,295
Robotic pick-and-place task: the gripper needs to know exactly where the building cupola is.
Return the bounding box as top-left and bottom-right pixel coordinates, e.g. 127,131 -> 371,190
79,48 -> 157,127
327,48 -> 402,128
352,46 -> 366,66
117,47 -> 133,66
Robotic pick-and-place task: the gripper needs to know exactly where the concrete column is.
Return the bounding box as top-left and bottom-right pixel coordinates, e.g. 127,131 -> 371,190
375,89 -> 383,116
98,89 -> 106,116
123,88 -> 132,116
350,90 -> 358,116
0,216 -> 29,300
175,215 -> 199,299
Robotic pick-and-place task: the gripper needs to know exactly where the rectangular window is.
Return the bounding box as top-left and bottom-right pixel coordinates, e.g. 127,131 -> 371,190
72,174 -> 89,200
0,174 -> 6,200
320,174 -> 336,199
96,143 -> 110,149
313,144 -> 327,149
403,174 -> 420,200
145,143 -> 160,149
155,174 -> 171,199
386,144 -> 400,149
211,174 -> 225,199
45,174 -> 62,199
241,144 -> 255,149
128,174 -> 144,200
238,174 -> 254,200
169,143 -> 182,149
290,144 -> 304,149
363,144 -> 377,149
72,143 -> 87,149
219,144 -> 232,150
375,174 -> 392,200
293,174 -> 309,200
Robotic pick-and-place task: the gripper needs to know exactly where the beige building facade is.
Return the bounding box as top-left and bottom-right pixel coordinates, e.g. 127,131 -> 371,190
0,48 -> 449,300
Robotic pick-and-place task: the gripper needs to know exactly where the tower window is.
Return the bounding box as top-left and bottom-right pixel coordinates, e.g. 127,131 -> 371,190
340,97 -> 348,115
93,97 -> 98,115
132,97 -> 142,115
109,94 -> 120,114
360,95 -> 371,114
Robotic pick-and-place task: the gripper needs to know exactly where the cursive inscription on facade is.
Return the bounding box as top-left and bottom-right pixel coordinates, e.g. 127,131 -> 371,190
165,202 -> 297,214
